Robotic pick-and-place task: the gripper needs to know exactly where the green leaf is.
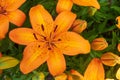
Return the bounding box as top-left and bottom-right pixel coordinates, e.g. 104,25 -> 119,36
0,56 -> 19,69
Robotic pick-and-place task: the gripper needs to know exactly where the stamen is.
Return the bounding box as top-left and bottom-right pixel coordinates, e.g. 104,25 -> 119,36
41,35 -> 47,40
48,47 -> 51,50
38,45 -> 40,48
33,33 -> 38,40
54,25 -> 58,32
43,36 -> 46,40
41,24 -> 44,31
58,39 -> 61,41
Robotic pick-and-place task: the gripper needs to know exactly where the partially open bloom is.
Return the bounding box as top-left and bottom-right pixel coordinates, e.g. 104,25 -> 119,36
56,0 -> 100,13
9,5 -> 90,76
71,19 -> 87,33
116,16 -> 120,29
84,58 -> 105,80
91,37 -> 108,51
117,43 -> 120,52
0,0 -> 26,39
55,58 -> 104,80
101,52 -> 120,66
88,7 -> 97,16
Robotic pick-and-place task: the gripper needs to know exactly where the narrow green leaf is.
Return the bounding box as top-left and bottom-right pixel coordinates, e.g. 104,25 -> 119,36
0,56 -> 19,69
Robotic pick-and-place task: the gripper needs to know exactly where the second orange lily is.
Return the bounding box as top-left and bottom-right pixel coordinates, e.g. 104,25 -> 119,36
9,5 -> 90,76
0,0 -> 26,39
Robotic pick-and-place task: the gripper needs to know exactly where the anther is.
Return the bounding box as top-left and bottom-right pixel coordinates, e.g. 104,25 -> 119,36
54,25 -> 58,32
48,47 -> 51,50
38,45 -> 40,48
33,33 -> 38,40
41,24 -> 44,31
58,39 -> 61,41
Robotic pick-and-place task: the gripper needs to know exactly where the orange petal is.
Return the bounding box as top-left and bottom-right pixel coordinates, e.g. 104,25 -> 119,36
84,58 -> 104,80
56,0 -> 73,13
54,11 -> 76,35
0,14 -> 9,40
29,5 -> 54,37
72,0 -> 100,9
9,28 -> 39,45
47,49 -> 66,76
55,32 -> 90,55
116,16 -> 120,29
116,68 -> 120,80
6,9 -> 26,26
101,52 -> 120,66
5,0 -> 26,11
20,42 -> 49,74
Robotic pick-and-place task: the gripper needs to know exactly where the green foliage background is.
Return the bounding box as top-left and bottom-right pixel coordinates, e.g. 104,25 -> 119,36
0,0 -> 120,80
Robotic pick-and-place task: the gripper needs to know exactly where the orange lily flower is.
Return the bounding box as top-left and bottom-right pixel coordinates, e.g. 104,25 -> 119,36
55,58 -> 104,80
56,0 -> 100,13
0,0 -> 26,39
9,5 -> 90,76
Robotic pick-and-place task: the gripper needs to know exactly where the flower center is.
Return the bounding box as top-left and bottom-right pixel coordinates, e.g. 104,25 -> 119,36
0,6 -> 6,14
33,24 -> 62,50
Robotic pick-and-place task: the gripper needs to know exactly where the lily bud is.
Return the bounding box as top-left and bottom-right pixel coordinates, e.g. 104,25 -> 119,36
88,7 -> 97,16
105,79 -> 114,80
55,73 -> 67,80
117,43 -> 120,52
56,0 -> 73,13
116,68 -> 120,80
71,19 -> 87,33
91,37 -> 108,50
116,16 -> 120,29
68,69 -> 84,80
101,52 -> 120,66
